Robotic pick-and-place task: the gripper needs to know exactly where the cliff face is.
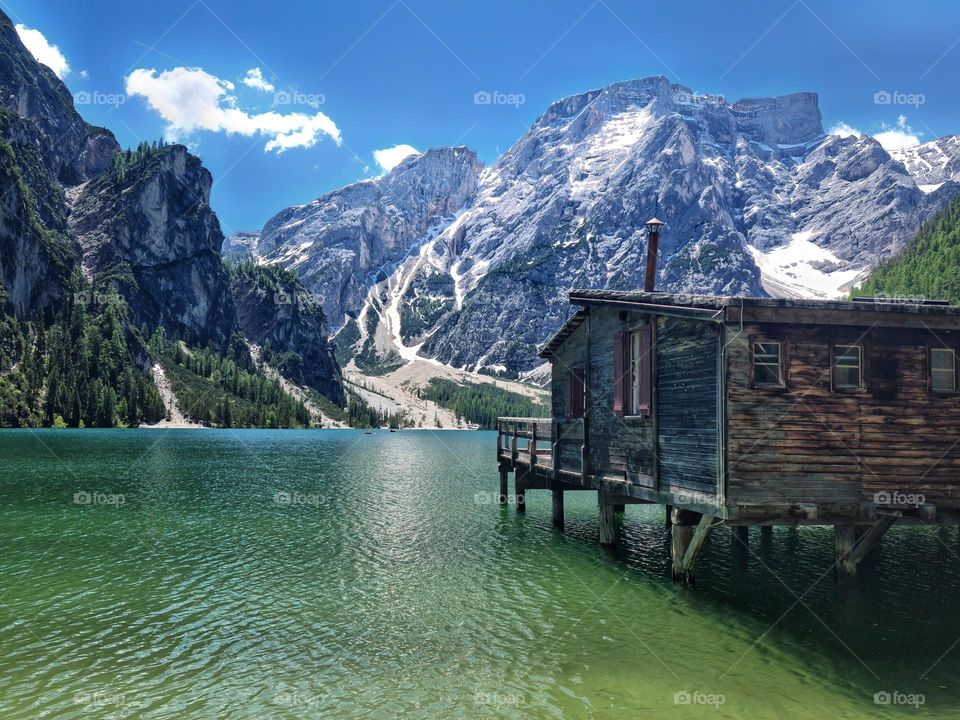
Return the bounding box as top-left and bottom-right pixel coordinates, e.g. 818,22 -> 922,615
69,145 -> 236,347
229,264 -> 343,404
0,7 -> 343,409
0,12 -> 117,185
234,147 -> 482,328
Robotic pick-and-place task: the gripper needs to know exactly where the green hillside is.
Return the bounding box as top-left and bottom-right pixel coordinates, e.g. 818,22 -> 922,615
856,196 -> 960,303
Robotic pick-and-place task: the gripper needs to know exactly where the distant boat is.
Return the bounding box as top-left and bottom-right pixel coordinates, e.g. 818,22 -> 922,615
363,430 -> 372,434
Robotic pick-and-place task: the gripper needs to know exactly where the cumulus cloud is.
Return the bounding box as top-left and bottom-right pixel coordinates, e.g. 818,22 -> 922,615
125,66 -> 341,153
241,67 -> 274,93
828,122 -> 861,138
828,115 -> 922,152
874,115 -> 921,151
15,24 -> 69,78
373,144 -> 419,173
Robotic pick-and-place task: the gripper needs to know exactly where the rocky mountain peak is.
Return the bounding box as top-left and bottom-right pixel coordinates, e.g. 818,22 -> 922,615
0,13 -> 118,184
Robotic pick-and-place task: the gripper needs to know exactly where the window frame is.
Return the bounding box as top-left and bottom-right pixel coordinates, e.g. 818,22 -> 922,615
623,323 -> 653,418
752,340 -> 784,387
832,342 -> 864,390
930,346 -> 958,394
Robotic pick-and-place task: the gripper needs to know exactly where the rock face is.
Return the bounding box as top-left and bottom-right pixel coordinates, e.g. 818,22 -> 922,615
70,145 -> 236,347
236,77 -> 960,377
248,146 -> 482,328
0,13 -> 117,185
229,264 -> 343,404
0,6 -> 343,404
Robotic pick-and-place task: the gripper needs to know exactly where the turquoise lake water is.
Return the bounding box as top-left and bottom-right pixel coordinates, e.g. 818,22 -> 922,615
0,429 -> 958,718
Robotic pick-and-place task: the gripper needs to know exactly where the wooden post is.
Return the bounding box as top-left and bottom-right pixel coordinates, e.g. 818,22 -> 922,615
498,464 -> 508,505
530,422 -> 538,468
613,503 -> 625,514
552,487 -> 564,530
599,493 -> 616,546
761,525 -> 772,539
671,508 -> 707,584
516,468 -> 526,513
734,526 -> 748,544
835,524 -> 857,578
665,504 -> 673,527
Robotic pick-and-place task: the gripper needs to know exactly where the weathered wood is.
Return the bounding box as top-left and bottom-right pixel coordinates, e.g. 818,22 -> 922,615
680,514 -> 714,574
499,465 -> 508,505
671,508 -> 701,584
515,468 -> 526,513
850,512 -> 899,565
552,488 -> 564,530
835,524 -> 857,577
599,503 -> 616,546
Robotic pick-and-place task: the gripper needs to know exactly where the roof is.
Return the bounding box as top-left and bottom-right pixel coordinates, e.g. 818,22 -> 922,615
539,290 -> 960,358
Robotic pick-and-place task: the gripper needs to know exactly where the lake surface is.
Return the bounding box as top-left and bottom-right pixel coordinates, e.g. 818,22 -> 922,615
0,429 -> 958,718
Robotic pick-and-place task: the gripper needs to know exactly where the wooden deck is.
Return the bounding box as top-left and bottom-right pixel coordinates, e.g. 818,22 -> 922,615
496,416 -> 727,516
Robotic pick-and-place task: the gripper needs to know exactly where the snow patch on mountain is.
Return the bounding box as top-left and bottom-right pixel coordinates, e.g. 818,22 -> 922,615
748,232 -> 865,299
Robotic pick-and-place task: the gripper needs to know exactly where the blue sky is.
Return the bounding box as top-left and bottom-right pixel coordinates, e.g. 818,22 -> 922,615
6,0 -> 960,234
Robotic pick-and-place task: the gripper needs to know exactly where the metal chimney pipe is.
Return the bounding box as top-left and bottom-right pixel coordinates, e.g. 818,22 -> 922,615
644,218 -> 665,292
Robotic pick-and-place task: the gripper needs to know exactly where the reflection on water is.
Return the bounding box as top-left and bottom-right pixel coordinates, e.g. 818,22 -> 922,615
0,429 -> 957,718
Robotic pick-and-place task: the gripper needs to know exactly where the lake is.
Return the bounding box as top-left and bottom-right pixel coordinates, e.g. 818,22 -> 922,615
0,429 -> 957,718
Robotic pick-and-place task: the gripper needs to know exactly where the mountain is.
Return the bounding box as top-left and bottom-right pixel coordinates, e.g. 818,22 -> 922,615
856,195 -> 960,303
226,146 -> 482,330
236,77 -> 960,378
0,10 -> 343,426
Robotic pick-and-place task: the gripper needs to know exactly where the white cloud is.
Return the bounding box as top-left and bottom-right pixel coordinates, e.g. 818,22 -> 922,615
15,24 -> 69,78
874,115 -> 921,151
125,66 -> 341,153
373,144 -> 419,173
828,116 -> 922,152
828,122 -> 861,138
241,67 -> 274,93
78,69 -> 89,80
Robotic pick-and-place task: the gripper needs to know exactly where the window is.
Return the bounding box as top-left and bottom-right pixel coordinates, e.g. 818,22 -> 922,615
630,330 -> 643,413
753,342 -> 782,385
931,348 -> 957,392
565,368 -> 586,418
833,345 -> 862,388
613,325 -> 652,417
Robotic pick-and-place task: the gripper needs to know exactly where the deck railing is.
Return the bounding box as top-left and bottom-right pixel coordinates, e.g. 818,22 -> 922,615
496,417 -> 585,475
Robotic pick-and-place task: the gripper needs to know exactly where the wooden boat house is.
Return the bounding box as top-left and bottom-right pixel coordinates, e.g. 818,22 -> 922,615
496,288 -> 960,584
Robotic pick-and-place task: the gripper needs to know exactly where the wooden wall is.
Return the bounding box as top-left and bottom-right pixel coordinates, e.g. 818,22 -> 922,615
656,317 -> 720,494
549,308 -> 721,492
585,308 -> 656,483
726,324 -> 960,509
